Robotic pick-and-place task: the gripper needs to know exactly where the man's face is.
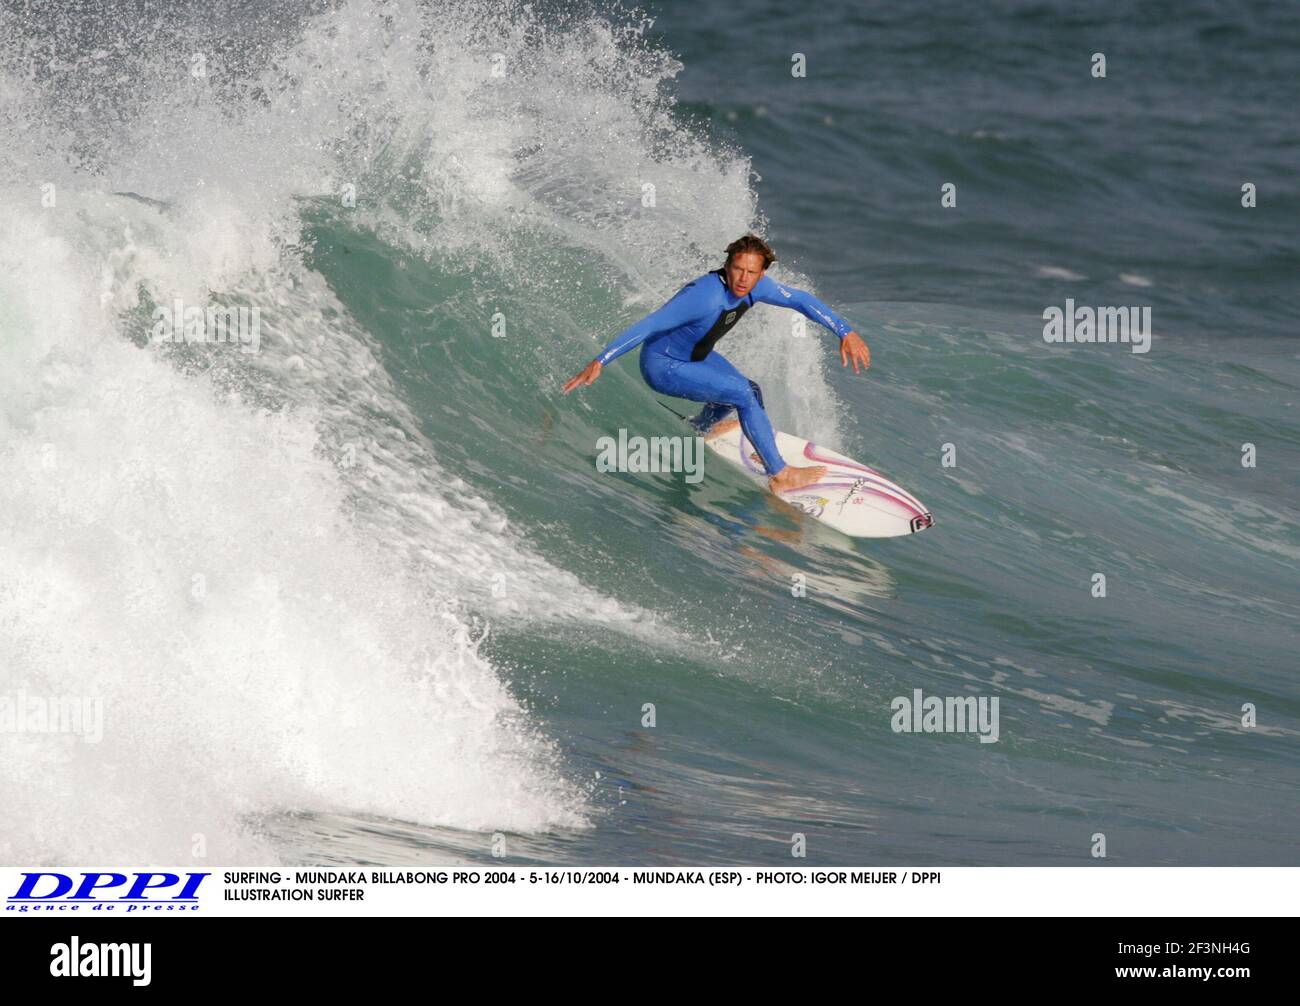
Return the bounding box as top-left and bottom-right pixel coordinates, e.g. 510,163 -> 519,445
725,251 -> 766,297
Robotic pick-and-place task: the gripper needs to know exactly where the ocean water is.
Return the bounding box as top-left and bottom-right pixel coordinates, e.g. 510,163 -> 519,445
0,0 -> 1295,867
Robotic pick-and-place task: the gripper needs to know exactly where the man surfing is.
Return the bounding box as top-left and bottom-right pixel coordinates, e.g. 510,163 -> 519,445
563,234 -> 872,493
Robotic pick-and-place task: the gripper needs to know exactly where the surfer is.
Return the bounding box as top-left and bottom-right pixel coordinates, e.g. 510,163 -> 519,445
563,234 -> 871,493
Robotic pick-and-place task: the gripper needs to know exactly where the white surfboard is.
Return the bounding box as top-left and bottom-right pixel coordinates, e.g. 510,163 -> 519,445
703,425 -> 933,538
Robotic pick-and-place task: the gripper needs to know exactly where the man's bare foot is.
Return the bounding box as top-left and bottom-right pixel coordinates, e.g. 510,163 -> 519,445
702,416 -> 741,441
769,463 -> 828,494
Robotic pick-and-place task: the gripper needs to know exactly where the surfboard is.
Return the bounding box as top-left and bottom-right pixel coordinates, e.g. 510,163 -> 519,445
699,422 -> 933,539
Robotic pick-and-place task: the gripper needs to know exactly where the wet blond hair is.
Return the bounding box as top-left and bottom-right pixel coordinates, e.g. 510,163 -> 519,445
724,234 -> 777,269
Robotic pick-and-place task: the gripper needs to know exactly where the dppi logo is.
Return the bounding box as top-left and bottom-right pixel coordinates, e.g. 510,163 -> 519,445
8,872 -> 209,912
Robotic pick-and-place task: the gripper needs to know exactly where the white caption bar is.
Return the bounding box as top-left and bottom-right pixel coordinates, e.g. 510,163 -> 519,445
2,867 -> 1296,917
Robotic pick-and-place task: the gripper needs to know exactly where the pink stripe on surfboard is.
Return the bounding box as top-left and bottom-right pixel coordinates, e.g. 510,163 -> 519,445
731,435 -> 927,518
801,442 -> 928,513
786,480 -> 925,518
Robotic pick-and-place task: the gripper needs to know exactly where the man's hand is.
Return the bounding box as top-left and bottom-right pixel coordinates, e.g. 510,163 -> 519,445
840,331 -> 870,373
563,358 -> 603,393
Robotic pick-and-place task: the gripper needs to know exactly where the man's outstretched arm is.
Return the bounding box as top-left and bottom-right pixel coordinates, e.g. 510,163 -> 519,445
751,275 -> 870,373
564,281 -> 710,393
593,282 -> 708,366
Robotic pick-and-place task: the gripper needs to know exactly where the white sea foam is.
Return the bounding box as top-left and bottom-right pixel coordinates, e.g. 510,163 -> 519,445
0,0 -> 858,863
0,192 -> 598,863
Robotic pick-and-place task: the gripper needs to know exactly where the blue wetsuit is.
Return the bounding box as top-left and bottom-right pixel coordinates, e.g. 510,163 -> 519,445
595,269 -> 854,474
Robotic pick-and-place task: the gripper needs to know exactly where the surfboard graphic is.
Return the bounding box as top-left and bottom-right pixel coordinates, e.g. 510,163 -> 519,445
703,426 -> 934,539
